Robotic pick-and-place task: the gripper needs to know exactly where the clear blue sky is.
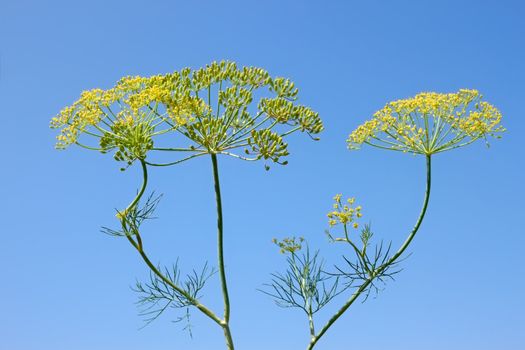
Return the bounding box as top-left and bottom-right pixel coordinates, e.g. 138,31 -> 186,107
1,1 -> 524,349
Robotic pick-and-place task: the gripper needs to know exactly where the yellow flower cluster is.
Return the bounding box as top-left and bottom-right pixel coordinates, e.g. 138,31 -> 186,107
269,77 -> 298,100
327,194 -> 362,229
50,61 -> 323,168
184,117 -> 227,151
347,89 -> 504,154
232,66 -> 272,87
50,88 -> 119,148
259,98 -> 295,123
99,111 -> 155,165
219,86 -> 253,110
272,236 -> 304,254
247,129 -> 289,164
258,98 -> 323,133
190,61 -> 273,90
167,94 -> 210,126
192,61 -> 238,89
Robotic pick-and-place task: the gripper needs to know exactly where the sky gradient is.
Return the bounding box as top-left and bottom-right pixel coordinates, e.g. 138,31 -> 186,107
1,1 -> 524,349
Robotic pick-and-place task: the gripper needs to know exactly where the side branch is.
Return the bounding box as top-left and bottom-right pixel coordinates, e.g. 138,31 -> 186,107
307,154 -> 432,350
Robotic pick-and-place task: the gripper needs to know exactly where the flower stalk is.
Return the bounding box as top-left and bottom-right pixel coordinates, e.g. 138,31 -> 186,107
307,155 -> 431,350
211,153 -> 235,350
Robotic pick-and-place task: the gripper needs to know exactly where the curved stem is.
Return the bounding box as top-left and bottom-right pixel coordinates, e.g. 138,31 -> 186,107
135,243 -> 223,325
75,142 -> 104,151
152,147 -> 204,152
381,154 -> 432,267
123,159 -> 149,215
121,160 -> 224,327
307,154 -> 432,350
144,152 -> 207,167
218,151 -> 258,161
210,153 -> 235,350
280,125 -> 302,138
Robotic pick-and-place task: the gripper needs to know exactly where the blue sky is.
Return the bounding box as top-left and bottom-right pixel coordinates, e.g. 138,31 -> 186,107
1,1 -> 524,349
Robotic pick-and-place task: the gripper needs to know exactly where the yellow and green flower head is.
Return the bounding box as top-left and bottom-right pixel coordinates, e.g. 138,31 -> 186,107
347,89 -> 504,155
273,236 -> 305,254
327,194 -> 362,229
50,61 -> 323,168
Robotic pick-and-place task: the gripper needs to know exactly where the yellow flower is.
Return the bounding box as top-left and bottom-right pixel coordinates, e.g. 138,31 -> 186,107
327,194 -> 362,228
51,61 -> 324,168
273,236 -> 304,254
347,89 -> 504,155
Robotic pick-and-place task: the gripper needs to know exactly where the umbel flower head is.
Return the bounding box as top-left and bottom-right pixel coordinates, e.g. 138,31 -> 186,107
324,194 -> 368,247
272,236 -> 305,254
347,89 -> 504,155
327,194 -> 362,229
50,61 -> 323,168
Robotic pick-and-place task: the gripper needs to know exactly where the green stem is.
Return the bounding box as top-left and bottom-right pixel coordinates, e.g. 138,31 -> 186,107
134,239 -> 223,326
341,225 -> 372,275
122,160 -> 224,327
75,142 -> 103,151
307,281 -> 371,350
308,309 -> 316,340
124,159 -> 149,214
211,153 -> 235,350
280,125 -> 302,138
307,154 -> 432,350
152,147 -> 204,152
144,152 -> 207,167
381,154 -> 431,266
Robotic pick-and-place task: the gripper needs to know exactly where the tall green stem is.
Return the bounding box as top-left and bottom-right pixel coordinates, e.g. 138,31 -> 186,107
307,155 -> 432,350
211,153 -> 235,350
